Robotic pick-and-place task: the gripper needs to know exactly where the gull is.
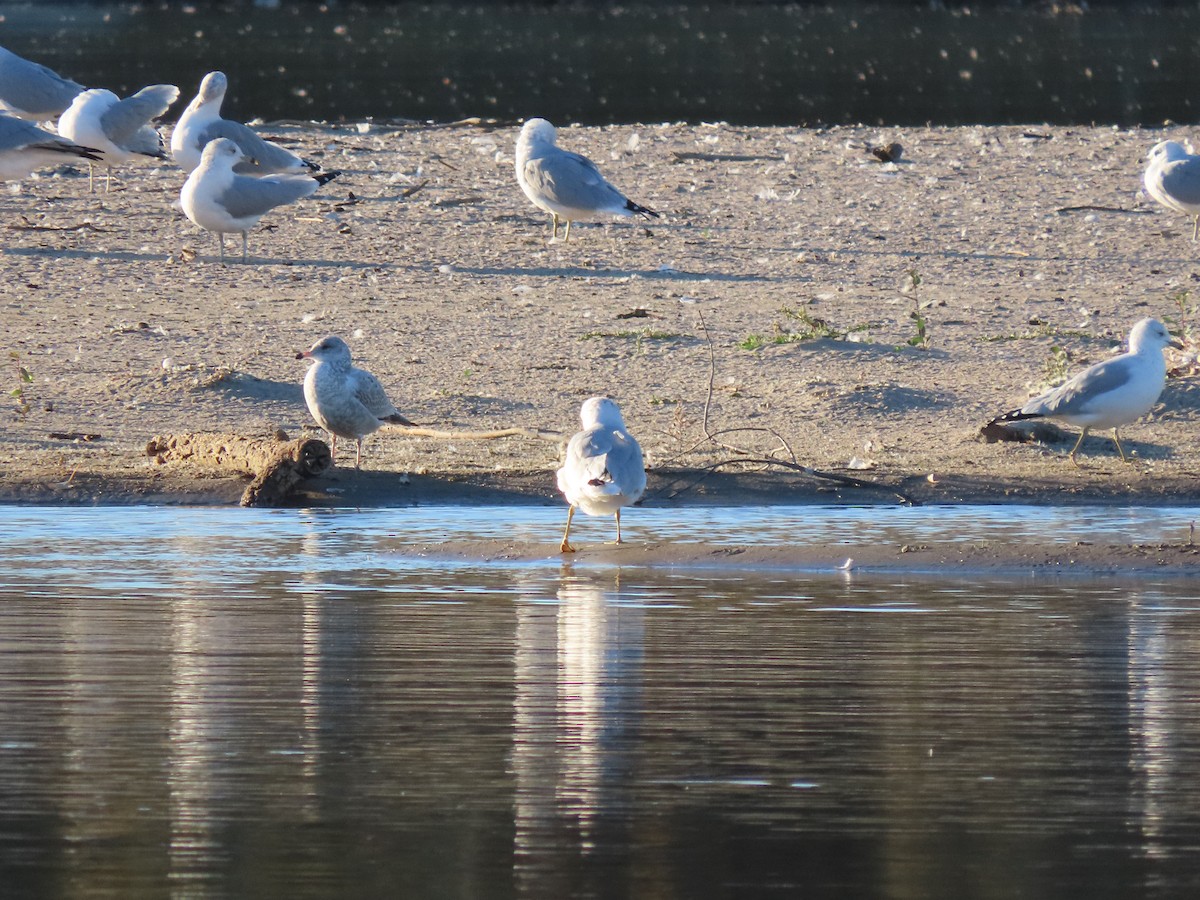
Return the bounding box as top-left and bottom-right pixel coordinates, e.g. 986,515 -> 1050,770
0,45 -> 84,121
180,137 -> 340,262
57,84 -> 179,191
557,397 -> 646,553
171,71 -> 321,175
0,113 -> 101,181
989,318 -> 1181,466
296,335 -> 415,468
515,117 -> 659,242
1144,139 -> 1200,239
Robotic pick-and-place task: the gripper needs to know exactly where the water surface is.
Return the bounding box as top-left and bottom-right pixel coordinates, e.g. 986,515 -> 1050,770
3,3 -> 1197,125
2,505 -> 1200,898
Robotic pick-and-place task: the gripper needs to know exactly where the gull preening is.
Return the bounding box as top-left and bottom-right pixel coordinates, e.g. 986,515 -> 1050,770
0,45 -> 83,121
0,113 -> 101,181
515,117 -> 659,242
57,84 -> 180,191
180,137 -> 340,262
990,318 -> 1180,466
1143,139 -> 1200,240
172,71 -> 321,175
296,335 -> 415,469
556,397 -> 646,552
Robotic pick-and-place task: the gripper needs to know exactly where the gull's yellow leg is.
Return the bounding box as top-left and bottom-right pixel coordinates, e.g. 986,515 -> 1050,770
614,508 -> 623,545
1192,215 -> 1199,242
560,506 -> 577,553
1067,427 -> 1090,468
550,213 -> 560,240
1111,427 -> 1129,462
564,219 -> 572,242
355,438 -> 364,470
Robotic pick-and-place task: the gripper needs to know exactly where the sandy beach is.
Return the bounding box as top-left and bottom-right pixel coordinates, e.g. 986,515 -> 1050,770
4,121 -> 1200,560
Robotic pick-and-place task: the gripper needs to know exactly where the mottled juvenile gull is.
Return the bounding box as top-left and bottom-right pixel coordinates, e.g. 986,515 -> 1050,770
180,138 -> 340,262
0,113 -> 101,181
0,45 -> 83,121
990,318 -> 1180,466
296,335 -> 415,468
557,397 -> 646,552
1144,140 -> 1200,240
515,117 -> 659,242
171,71 -> 320,175
57,84 -> 179,191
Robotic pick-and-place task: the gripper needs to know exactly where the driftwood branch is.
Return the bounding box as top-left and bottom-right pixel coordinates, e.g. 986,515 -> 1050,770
384,425 -> 563,442
146,432 -> 332,507
656,457 -> 916,506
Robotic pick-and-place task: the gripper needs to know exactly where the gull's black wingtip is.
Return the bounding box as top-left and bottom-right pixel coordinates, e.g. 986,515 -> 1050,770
313,170 -> 342,186
626,199 -> 660,219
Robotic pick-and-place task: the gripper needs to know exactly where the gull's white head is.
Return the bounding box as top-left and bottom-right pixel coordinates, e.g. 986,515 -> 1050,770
579,396 -> 626,430
519,117 -> 557,148
200,136 -> 247,169
1128,317 -> 1180,354
1148,140 -> 1193,166
198,72 -> 228,105
296,335 -> 353,368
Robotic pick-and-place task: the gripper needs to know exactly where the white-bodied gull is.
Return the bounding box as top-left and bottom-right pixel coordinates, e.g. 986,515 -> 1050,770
171,71 -> 320,175
1144,139 -> 1200,240
515,117 -> 659,242
180,137 -> 340,262
57,84 -> 179,191
0,45 -> 83,121
0,113 -> 101,181
990,317 -> 1180,465
296,335 -> 415,468
556,397 -> 646,552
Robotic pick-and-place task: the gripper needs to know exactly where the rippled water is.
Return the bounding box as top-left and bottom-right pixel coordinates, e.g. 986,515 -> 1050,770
4,3 -> 1199,125
2,506 -> 1200,898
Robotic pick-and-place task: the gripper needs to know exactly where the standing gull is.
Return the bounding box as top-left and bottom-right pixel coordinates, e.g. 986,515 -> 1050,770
171,71 -> 321,175
1144,139 -> 1200,240
296,335 -> 415,469
989,318 -> 1180,466
57,84 -> 180,191
515,117 -> 659,242
0,45 -> 83,121
180,138 -> 340,262
557,397 -> 646,553
0,113 -> 101,181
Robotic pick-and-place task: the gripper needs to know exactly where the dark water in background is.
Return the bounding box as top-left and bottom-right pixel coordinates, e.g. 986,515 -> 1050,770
3,506 -> 1200,897
2,3 -> 1198,126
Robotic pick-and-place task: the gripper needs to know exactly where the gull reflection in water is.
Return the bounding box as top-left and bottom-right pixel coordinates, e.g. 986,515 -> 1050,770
512,570 -> 645,887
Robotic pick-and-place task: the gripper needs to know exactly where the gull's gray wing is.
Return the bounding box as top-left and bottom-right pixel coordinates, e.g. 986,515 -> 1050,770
195,119 -> 309,173
217,172 -> 317,220
0,115 -> 53,151
523,148 -> 627,212
100,84 -> 178,147
569,427 -> 645,486
0,51 -> 82,116
1025,357 -> 1133,417
347,367 -> 398,419
1159,157 -> 1200,208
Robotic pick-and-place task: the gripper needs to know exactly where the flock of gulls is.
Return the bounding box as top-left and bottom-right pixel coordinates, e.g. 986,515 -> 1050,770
0,44 -> 1193,549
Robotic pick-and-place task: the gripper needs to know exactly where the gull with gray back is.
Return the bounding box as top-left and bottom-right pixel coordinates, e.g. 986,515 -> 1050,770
515,117 -> 659,242
172,71 -> 320,175
180,137 -> 341,262
556,397 -> 647,552
989,318 -> 1181,466
57,84 -> 179,191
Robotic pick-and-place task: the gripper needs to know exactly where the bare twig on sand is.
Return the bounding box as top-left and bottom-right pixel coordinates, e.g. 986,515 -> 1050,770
384,425 -> 563,442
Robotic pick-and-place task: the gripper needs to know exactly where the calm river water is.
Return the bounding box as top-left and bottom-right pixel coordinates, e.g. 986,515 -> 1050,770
1,505 -> 1200,897
3,3 -> 1199,125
